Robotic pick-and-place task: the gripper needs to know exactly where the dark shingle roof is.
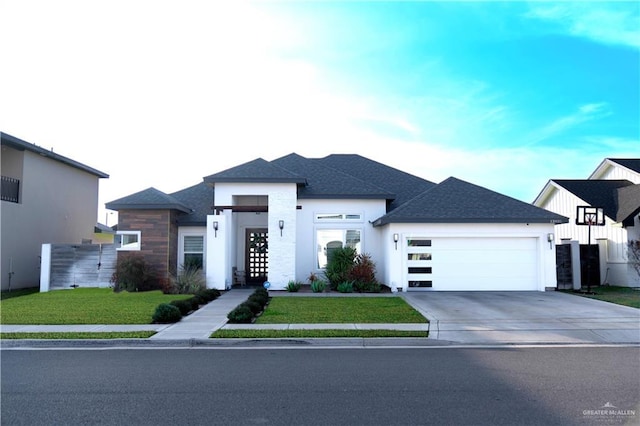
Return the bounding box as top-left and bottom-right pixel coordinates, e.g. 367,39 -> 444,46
203,158 -> 307,184
318,154 -> 436,209
1,132 -> 109,178
614,184 -> 640,225
552,180 -> 635,220
171,182 -> 214,225
105,187 -> 191,213
609,159 -> 640,174
272,153 -> 395,199
373,177 -> 568,225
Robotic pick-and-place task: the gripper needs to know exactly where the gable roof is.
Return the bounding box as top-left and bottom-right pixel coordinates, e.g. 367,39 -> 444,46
272,153 -> 395,199
203,158 -> 307,184
318,154 -> 436,209
1,132 -> 109,178
105,187 -> 191,213
589,158 -> 640,180
614,184 -> 640,225
171,182 -> 214,225
374,177 -> 568,226
551,179 -> 635,221
606,159 -> 640,174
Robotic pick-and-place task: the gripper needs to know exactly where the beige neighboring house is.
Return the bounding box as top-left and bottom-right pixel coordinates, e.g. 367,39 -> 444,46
534,158 -> 640,288
1,132 -> 109,290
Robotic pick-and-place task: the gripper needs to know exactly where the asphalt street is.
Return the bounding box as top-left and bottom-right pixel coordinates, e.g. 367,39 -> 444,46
2,346 -> 639,425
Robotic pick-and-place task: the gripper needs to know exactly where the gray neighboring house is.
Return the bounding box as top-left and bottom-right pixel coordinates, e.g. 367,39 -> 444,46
107,153 -> 567,292
1,132 -> 109,290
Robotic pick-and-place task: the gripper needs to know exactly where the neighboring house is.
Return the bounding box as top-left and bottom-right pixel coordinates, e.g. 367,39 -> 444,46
106,153 -> 567,292
93,223 -> 116,244
534,158 -> 640,287
1,132 -> 109,290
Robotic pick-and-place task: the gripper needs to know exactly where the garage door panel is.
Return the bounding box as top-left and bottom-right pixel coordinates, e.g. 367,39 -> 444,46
407,237 -> 539,291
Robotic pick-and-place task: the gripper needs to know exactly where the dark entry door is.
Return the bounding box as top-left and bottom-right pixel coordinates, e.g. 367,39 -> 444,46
579,244 -> 600,288
246,228 -> 268,285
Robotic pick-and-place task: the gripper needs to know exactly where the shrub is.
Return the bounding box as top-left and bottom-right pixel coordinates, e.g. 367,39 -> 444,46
310,279 -> 327,293
152,303 -> 182,323
349,253 -> 377,292
166,264 -> 206,294
170,299 -> 194,316
248,293 -> 268,308
354,281 -> 382,293
244,300 -> 263,315
254,287 -> 269,298
285,281 -> 302,292
196,288 -> 221,303
111,254 -> 158,292
325,247 -> 357,290
337,281 -> 354,293
227,304 -> 253,323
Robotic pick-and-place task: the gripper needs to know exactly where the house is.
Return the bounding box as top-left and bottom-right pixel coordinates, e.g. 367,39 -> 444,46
106,153 -> 567,292
534,158 -> 640,288
1,132 -> 109,290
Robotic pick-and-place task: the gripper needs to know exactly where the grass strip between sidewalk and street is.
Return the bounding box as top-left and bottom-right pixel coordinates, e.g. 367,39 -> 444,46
255,296 -> 428,324
212,329 -> 428,338
0,288 -> 191,324
0,331 -> 156,339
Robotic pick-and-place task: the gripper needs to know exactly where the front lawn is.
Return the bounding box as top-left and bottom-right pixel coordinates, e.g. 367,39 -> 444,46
0,288 -> 191,324
0,331 -> 156,339
212,329 -> 428,338
569,286 -> 640,309
256,296 -> 428,324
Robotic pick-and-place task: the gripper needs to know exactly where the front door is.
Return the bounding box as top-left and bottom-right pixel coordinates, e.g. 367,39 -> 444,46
246,228 -> 268,285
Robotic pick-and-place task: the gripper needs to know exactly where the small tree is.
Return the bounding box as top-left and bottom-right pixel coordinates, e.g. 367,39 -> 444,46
324,247 -> 357,290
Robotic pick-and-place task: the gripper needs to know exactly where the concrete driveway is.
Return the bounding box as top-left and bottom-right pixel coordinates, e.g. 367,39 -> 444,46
402,291 -> 640,345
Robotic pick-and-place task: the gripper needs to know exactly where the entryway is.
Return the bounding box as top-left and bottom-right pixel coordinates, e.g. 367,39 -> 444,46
245,228 -> 268,285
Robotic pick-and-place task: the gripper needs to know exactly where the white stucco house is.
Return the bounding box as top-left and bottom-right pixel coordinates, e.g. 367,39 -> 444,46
1,132 -> 109,290
534,158 -> 640,287
106,153 -> 567,292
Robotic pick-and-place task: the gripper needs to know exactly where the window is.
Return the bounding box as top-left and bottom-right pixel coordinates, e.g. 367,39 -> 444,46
315,213 -> 362,222
116,231 -> 141,251
316,229 -> 362,269
183,235 -> 204,270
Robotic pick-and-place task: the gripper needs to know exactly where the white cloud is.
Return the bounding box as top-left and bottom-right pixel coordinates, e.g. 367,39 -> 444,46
526,3 -> 640,49
529,102 -> 612,144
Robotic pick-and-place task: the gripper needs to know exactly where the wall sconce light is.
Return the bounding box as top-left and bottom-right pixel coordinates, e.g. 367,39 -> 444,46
393,233 -> 399,250
213,221 -> 219,238
278,220 -> 284,236
547,233 -> 554,249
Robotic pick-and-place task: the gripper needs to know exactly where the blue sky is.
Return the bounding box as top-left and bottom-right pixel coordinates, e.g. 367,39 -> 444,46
1,1 -> 638,224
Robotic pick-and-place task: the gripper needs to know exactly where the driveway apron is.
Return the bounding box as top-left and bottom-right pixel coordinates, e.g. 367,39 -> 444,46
401,291 -> 640,345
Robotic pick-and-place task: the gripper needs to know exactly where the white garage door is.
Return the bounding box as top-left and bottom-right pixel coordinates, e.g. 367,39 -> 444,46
406,237 -> 539,291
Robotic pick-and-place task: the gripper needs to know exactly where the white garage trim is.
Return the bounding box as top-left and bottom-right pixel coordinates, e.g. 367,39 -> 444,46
404,236 -> 540,291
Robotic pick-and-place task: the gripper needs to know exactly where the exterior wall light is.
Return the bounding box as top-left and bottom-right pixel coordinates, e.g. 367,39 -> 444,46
393,233 -> 399,250
547,233 -> 554,249
213,221 -> 219,238
278,220 -> 284,236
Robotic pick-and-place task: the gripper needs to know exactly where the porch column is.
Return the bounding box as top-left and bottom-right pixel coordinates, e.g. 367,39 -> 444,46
206,214 -> 228,290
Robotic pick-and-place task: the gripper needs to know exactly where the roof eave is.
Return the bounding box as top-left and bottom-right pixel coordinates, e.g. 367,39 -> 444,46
105,203 -> 192,213
374,217 -> 569,226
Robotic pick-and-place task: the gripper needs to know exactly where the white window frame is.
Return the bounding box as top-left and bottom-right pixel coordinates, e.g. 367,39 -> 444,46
314,213 -> 363,223
116,231 -> 141,251
178,229 -> 207,273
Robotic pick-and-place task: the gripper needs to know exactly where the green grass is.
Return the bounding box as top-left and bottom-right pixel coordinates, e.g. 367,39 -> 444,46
256,296 -> 428,324
0,288 -> 191,324
570,286 -> 640,309
0,331 -> 156,339
211,329 -> 428,338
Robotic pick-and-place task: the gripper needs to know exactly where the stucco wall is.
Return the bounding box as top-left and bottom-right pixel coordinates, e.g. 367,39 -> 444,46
1,147 -> 101,290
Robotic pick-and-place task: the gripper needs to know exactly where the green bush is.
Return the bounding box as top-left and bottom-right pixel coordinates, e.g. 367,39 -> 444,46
195,289 -> 221,303
170,299 -> 194,316
310,279 -> 327,293
285,280 -> 302,292
111,254 -> 158,292
248,293 -> 268,308
227,304 -> 253,323
244,300 -> 263,315
325,247 -> 357,290
337,281 -> 354,293
152,303 -> 182,323
254,287 -> 269,298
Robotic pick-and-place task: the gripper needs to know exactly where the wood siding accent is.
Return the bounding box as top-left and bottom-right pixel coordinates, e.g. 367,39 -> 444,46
118,209 -> 179,287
